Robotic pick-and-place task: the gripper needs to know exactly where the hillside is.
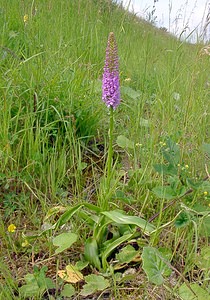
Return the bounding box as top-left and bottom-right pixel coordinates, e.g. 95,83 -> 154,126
0,0 -> 209,299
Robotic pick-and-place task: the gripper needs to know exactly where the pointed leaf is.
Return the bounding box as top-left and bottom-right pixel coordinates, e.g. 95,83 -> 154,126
101,210 -> 156,234
84,238 -> 101,270
101,233 -> 134,269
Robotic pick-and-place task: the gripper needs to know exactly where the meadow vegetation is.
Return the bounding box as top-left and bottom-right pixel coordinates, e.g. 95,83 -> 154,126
0,0 -> 210,299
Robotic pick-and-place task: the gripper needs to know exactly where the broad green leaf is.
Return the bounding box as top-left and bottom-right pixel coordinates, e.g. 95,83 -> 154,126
77,210 -> 98,227
200,216 -> 210,237
178,283 -> 210,300
19,267 -> 54,298
142,247 -> 172,285
158,247 -> 172,260
83,202 -> 102,213
61,284 -> 75,298
113,190 -> 136,205
161,138 -> 180,165
152,185 -> 187,200
180,203 -> 210,216
186,178 -> 204,189
101,210 -> 156,234
192,203 -> 210,213
53,232 -> 77,254
19,282 -> 41,298
116,135 -> 134,150
154,164 -> 177,176
81,275 -> 110,297
84,238 -> 101,270
116,245 -> 140,264
152,186 -> 176,200
101,233 -> 134,270
202,143 -> 210,157
174,212 -> 191,228
195,246 -> 210,269
121,86 -> 141,100
33,266 -> 54,290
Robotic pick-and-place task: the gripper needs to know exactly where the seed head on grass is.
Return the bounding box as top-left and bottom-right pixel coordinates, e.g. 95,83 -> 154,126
102,32 -> 120,109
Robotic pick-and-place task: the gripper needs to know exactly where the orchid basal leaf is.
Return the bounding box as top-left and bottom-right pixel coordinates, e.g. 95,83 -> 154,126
101,210 -> 156,234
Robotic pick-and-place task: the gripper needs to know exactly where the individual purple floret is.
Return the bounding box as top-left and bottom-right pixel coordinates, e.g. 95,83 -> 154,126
102,32 -> 120,109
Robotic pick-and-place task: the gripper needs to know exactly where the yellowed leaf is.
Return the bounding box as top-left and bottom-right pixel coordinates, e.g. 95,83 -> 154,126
57,264 -> 84,283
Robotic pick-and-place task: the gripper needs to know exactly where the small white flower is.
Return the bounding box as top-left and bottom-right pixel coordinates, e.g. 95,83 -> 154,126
173,92 -> 180,101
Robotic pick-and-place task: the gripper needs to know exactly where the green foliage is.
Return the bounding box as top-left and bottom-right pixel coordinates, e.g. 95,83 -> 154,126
53,232 -> 77,254
19,266 -> 55,298
81,274 -> 110,297
40,204 -> 156,271
174,211 -> 191,228
151,137 -> 210,233
174,203 -> 210,236
178,283 -> 210,300
194,246 -> 210,270
142,247 -> 172,285
115,245 -> 140,264
202,143 -> 210,157
61,284 -> 75,298
101,210 -> 155,234
116,135 -> 135,150
84,238 -> 101,270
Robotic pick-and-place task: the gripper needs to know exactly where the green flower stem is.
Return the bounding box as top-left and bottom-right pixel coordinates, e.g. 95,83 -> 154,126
106,106 -> 114,196
100,107 -> 114,210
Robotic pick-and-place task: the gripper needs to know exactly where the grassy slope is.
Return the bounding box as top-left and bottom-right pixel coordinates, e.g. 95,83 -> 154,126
0,0 -> 209,299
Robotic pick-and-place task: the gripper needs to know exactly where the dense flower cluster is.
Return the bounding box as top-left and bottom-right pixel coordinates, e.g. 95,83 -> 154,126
102,32 -> 120,109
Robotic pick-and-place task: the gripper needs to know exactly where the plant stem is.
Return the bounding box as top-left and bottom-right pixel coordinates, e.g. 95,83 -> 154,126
102,106 -> 114,210
107,106 -> 114,187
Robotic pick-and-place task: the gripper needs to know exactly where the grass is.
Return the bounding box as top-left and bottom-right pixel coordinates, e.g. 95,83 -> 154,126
0,0 -> 210,299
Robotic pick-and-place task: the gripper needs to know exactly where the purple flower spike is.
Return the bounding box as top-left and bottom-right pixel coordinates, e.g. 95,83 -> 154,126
102,32 -> 120,109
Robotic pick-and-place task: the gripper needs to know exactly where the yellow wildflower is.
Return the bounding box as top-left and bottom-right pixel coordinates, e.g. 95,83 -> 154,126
24,14 -> 28,23
8,224 -> 16,233
204,191 -> 208,196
